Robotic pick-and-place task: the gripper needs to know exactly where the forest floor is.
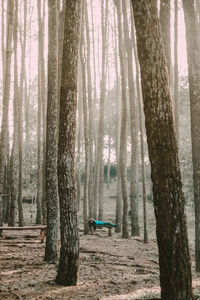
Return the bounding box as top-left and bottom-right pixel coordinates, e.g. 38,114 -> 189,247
1,183 -> 200,299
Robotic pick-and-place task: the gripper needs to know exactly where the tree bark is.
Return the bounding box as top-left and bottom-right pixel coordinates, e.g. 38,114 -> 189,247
0,0 -> 14,232
36,0 -> 43,224
113,13 -> 122,233
114,0 -> 129,239
56,0 -> 81,286
122,1 -> 140,237
85,3 -> 94,218
182,0 -> 200,273
131,1 -> 193,299
10,0 -> 19,227
44,0 -> 59,263
80,1 -> 89,234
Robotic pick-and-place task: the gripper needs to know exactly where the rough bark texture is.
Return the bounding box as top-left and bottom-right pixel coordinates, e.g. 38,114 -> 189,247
44,0 -> 59,263
114,0 -> 129,239
182,0 -> 200,272
56,0 -> 81,286
0,0 -> 14,232
131,1 -> 193,299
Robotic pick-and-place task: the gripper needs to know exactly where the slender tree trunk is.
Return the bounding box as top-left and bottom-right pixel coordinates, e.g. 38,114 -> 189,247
80,2 -> 89,234
174,0 -> 179,141
1,0 -> 5,92
138,88 -> 148,243
0,0 -> 14,233
132,1 -> 193,299
93,0 -> 108,220
18,0 -> 27,227
85,3 -> 94,218
122,1 -> 140,237
36,0 -> 43,224
56,0 -> 81,286
114,0 -> 129,239
44,0 -> 59,263
132,28 -> 148,242
41,0 -> 47,225
182,0 -> 200,273
112,13 -> 122,233
10,0 -> 19,227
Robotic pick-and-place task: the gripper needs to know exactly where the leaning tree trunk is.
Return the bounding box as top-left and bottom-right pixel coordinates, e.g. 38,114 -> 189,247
114,0 -> 129,239
56,0 -> 81,286
182,0 -> 200,273
0,0 -> 14,233
131,0 -> 194,299
44,0 -> 59,263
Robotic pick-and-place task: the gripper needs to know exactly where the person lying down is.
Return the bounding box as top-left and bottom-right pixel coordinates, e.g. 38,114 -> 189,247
88,218 -> 118,230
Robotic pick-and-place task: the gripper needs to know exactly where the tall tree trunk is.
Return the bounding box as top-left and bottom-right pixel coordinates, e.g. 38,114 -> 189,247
132,26 -> 148,242
10,0 -> 19,227
41,0 -> 47,225
113,14 -> 122,233
0,0 -> 14,233
56,0 -> 81,286
122,1 -> 140,237
44,0 -> 59,263
85,2 -> 94,219
114,0 -> 129,239
77,67 -> 83,210
182,0 -> 200,273
36,0 -> 43,224
138,86 -> 148,243
80,1 -> 89,234
18,0 -> 27,227
93,0 -> 108,220
174,0 -> 179,141
132,1 -> 193,299
1,0 -> 5,92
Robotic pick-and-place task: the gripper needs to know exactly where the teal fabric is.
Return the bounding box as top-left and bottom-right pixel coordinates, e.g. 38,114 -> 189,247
95,220 -> 117,227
